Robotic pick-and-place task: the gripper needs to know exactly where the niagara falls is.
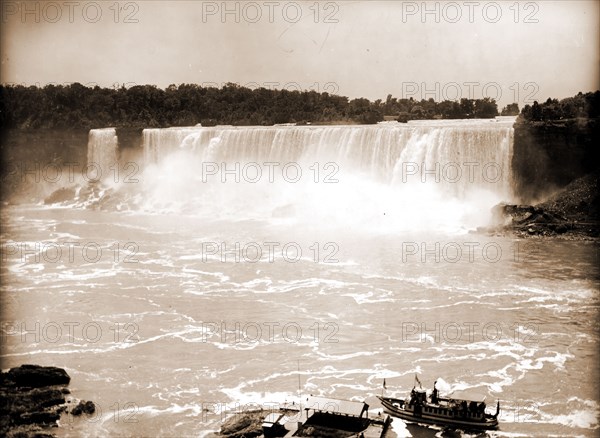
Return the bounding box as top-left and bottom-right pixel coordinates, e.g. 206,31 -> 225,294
1,1 -> 598,437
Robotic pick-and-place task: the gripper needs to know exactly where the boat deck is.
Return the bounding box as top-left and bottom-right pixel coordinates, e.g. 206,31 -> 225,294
273,408 -> 391,437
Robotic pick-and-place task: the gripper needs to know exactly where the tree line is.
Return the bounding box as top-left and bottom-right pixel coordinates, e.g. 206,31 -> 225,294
0,82 -> 506,129
519,91 -> 600,122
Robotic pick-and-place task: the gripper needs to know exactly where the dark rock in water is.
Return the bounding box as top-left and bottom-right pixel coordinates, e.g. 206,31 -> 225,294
24,388 -> 66,410
218,411 -> 265,438
493,204 -> 562,236
490,173 -> 599,240
0,364 -> 94,437
77,183 -> 97,200
17,410 -> 61,426
492,203 -> 532,225
4,364 -> 70,388
43,186 -> 78,204
71,400 -> 96,416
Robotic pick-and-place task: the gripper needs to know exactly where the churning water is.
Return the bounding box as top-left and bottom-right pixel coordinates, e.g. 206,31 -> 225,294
1,118 -> 598,436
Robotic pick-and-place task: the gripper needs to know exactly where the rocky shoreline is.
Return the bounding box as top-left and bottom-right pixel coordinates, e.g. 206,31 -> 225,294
208,410 -> 267,438
485,173 -> 599,240
0,364 -> 96,437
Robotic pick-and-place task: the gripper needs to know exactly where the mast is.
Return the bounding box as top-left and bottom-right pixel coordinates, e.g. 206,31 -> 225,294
297,359 -> 301,397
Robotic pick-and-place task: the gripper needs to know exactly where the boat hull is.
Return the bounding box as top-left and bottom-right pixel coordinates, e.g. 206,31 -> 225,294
378,396 -> 498,431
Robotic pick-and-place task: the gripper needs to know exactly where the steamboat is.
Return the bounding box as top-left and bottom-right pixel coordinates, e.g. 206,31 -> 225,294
377,377 -> 500,431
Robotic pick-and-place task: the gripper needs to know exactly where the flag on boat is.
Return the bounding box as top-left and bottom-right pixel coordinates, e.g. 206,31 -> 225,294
415,374 -> 422,388
383,378 -> 386,389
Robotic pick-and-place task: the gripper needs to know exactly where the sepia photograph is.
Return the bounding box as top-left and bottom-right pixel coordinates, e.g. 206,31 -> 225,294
1,1 -> 598,436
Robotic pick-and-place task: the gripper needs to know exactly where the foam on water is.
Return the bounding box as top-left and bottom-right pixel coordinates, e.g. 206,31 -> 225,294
79,119 -> 516,233
2,121 -> 599,438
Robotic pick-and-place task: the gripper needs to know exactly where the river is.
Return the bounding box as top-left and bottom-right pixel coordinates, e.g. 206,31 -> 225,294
1,118 -> 598,437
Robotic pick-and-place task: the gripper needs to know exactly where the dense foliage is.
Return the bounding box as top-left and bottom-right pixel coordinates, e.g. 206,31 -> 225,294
383,95 -> 498,121
0,83 -> 502,129
501,103 -> 520,116
0,83 -> 352,128
519,91 -> 600,122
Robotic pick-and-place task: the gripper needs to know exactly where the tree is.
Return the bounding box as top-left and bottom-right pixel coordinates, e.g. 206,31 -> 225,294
501,103 -> 519,116
530,101 -> 542,121
459,99 -> 475,118
2,84 -> 596,129
474,97 -> 498,118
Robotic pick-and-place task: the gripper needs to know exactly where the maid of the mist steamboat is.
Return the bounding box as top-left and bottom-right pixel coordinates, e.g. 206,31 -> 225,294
377,375 -> 500,431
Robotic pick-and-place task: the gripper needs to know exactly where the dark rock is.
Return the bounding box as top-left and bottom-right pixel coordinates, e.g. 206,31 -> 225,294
25,388 -> 66,409
17,411 -> 61,426
71,401 -> 96,416
0,365 -> 93,438
491,173 -> 599,240
219,411 -> 265,438
43,186 -> 78,205
76,183 -> 102,202
5,365 -> 70,388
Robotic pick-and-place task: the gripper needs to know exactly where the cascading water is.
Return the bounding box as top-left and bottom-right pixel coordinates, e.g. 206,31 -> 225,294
87,128 -> 118,181
12,115 -> 596,438
89,118 -> 515,232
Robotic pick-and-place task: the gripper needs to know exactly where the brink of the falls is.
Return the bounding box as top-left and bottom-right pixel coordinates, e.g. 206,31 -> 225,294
88,118 -> 516,233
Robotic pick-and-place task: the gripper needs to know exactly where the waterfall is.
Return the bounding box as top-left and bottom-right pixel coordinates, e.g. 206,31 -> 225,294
142,118 -> 514,198
87,118 -> 516,232
87,128 -> 118,182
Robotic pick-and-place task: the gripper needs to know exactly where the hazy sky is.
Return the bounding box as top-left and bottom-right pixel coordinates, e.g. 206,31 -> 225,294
1,0 -> 598,107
